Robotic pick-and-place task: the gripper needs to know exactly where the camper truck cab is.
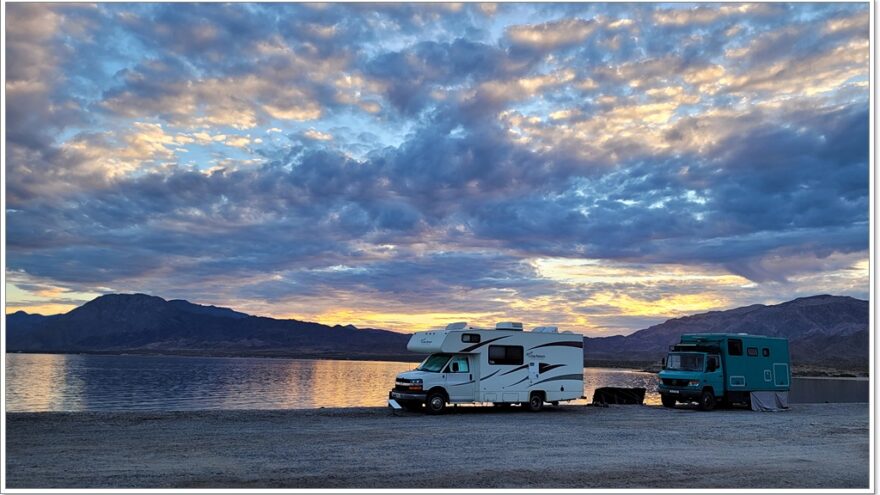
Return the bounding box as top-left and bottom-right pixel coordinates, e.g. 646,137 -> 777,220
658,333 -> 790,411
389,322 -> 584,414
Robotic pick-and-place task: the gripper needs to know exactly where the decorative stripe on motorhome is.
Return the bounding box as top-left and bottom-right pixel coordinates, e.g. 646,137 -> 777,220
528,341 -> 584,350
459,335 -> 509,353
538,363 -> 565,374
504,376 -> 529,388
480,369 -> 500,381
531,374 -> 584,386
500,364 -> 528,376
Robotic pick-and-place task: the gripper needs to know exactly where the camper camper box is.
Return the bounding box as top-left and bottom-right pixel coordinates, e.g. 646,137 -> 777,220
389,322 -> 585,414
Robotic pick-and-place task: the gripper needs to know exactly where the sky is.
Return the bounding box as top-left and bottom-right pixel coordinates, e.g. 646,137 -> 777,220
4,2 -> 870,336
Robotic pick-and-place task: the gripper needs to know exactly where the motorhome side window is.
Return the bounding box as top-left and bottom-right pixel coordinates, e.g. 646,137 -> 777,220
728,339 -> 743,356
488,345 -> 524,365
747,347 -> 758,357
461,333 -> 480,343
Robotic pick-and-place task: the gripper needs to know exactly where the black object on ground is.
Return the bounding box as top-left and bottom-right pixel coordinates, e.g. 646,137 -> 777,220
592,387 -> 646,405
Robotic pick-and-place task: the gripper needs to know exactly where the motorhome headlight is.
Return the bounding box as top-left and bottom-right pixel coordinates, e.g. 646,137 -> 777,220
688,380 -> 701,387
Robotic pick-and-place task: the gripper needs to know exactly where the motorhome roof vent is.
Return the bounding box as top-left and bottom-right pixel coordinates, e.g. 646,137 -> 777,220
445,322 -> 468,331
495,321 -> 523,331
532,326 -> 558,333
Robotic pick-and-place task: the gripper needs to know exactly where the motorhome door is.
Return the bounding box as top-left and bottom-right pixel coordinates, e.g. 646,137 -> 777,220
529,361 -> 539,384
443,354 -> 476,402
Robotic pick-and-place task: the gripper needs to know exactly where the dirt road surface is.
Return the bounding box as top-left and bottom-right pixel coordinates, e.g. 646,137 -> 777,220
5,403 -> 869,488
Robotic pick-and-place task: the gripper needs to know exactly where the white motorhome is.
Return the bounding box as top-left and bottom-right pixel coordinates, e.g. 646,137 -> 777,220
388,322 -> 584,414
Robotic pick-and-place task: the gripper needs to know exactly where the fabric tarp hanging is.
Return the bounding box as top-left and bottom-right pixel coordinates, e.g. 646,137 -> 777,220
750,391 -> 790,411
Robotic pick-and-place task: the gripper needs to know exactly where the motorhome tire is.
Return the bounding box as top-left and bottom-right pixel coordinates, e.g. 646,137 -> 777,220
528,392 -> 544,412
661,394 -> 676,408
699,390 -> 716,411
426,391 -> 447,415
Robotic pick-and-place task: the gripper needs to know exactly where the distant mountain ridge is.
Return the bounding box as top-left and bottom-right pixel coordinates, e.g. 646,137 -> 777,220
5,293 -> 869,371
6,294 -> 411,360
584,295 -> 868,370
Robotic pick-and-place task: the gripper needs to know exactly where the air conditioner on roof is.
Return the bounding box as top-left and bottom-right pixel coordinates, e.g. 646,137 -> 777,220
495,322 -> 523,331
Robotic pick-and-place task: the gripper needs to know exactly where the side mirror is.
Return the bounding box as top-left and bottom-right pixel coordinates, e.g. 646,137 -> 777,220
451,362 -> 459,372
707,361 -> 717,372
661,358 -> 666,368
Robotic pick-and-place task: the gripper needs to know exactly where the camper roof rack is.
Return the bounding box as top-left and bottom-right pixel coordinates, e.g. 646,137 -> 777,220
495,322 -> 523,331
445,322 -> 468,330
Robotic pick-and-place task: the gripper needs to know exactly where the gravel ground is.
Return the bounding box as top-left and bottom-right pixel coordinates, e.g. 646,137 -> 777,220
5,403 -> 869,489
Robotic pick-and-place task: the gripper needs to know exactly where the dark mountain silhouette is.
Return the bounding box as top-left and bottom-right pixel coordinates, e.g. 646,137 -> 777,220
5,293 -> 868,370
6,294 -> 411,360
584,295 -> 868,370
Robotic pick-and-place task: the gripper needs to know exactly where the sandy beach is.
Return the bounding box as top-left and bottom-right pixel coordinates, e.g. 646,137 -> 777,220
6,403 -> 869,489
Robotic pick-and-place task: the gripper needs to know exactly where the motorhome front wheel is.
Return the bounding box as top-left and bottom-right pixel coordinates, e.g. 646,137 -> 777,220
426,392 -> 447,414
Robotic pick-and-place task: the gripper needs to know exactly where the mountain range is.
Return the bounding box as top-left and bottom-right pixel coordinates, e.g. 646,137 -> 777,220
5,293 -> 869,371
584,294 -> 868,371
6,294 -> 411,361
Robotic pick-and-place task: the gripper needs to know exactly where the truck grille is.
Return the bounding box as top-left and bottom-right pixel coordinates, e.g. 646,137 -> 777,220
395,378 -> 420,392
662,378 -> 690,387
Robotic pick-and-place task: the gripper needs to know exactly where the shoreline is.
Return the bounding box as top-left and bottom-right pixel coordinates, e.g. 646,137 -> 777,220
6,351 -> 868,377
6,404 -> 868,488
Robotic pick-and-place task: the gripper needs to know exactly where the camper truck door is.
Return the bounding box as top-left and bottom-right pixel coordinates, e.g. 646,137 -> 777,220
444,355 -> 476,402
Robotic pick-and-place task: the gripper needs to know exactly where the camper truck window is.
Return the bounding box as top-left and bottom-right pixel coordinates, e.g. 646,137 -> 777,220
488,345 -> 524,365
728,339 -> 743,356
417,353 -> 452,372
461,333 -> 480,343
747,347 -> 758,357
665,352 -> 704,371
707,355 -> 720,371
445,356 -> 469,373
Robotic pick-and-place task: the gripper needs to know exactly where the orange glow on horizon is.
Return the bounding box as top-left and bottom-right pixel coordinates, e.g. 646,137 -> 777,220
6,303 -> 77,316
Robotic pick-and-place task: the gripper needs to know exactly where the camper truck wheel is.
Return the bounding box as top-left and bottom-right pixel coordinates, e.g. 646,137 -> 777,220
661,394 -> 676,408
699,389 -> 716,411
527,392 -> 545,412
425,390 -> 447,415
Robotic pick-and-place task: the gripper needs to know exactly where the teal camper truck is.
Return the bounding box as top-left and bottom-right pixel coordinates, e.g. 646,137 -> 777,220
658,333 -> 790,411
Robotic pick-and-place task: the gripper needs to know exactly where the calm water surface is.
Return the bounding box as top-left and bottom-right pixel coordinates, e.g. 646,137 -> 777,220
5,353 -> 659,412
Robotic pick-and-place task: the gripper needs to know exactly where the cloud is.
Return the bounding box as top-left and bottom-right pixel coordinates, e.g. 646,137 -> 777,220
506,18 -> 598,50
303,129 -> 334,141
5,3 -> 870,334
652,4 -> 776,26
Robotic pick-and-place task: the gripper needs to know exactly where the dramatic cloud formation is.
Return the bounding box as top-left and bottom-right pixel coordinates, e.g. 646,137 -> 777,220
5,3 -> 869,334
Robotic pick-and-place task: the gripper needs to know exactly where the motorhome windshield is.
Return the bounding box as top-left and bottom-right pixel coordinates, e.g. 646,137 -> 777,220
665,352 -> 705,371
417,353 -> 452,372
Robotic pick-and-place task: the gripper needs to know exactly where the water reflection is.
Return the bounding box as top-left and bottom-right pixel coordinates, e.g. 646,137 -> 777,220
5,353 -> 659,412
4,353 -> 86,411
